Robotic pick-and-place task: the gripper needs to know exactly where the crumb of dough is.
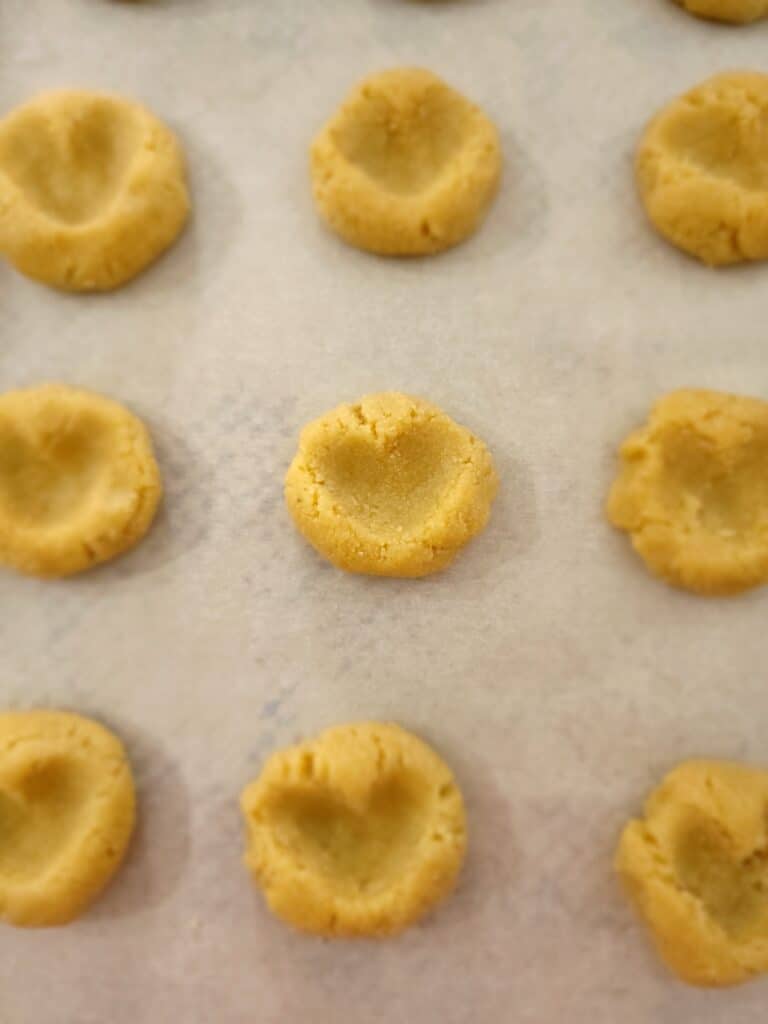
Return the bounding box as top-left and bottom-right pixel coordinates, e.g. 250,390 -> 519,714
310,68 -> 501,256
616,760 -> 768,987
636,72 -> 768,266
0,89 -> 189,291
240,722 -> 467,937
0,710 -> 135,927
0,383 -> 162,578
673,0 -> 768,22
606,389 -> 768,595
285,392 -> 498,578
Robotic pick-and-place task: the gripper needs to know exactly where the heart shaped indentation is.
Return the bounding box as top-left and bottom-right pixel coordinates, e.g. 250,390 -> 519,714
656,420 -> 768,536
332,74 -> 473,197
316,417 -> 468,534
286,393 -> 497,578
662,99 -> 768,192
242,723 -> 467,936
0,754 -> 96,882
675,818 -> 768,940
270,777 -> 429,892
0,407 -> 115,528
0,97 -> 141,225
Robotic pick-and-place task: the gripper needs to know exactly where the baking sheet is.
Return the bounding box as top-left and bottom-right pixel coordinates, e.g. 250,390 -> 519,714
3,1 -> 768,1021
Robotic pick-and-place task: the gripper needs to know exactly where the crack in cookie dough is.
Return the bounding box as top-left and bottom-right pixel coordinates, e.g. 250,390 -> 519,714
0,384 -> 162,578
606,389 -> 768,595
240,722 -> 467,937
0,89 -> 189,291
285,392 -> 498,577
616,760 -> 768,987
673,0 -> 768,21
636,73 -> 768,266
0,711 -> 135,927
310,68 -> 501,255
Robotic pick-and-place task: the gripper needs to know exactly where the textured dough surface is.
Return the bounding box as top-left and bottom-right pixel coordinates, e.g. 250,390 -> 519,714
0,383 -> 162,578
285,392 -> 498,577
0,89 -> 189,291
310,68 -> 501,255
606,389 -> 768,595
673,0 -> 768,21
0,710 -> 135,927
637,73 -> 768,266
616,760 -> 768,987
240,722 -> 467,937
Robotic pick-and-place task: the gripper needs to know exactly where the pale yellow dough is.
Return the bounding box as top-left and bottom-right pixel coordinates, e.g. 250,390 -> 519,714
637,72 -> 768,266
310,68 -> 501,255
0,710 -> 136,927
617,760 -> 768,987
0,383 -> 162,578
240,722 -> 467,937
673,0 -> 768,22
607,389 -> 768,595
285,392 -> 498,577
0,89 -> 189,291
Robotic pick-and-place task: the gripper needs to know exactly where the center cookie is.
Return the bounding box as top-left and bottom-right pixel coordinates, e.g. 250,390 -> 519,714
285,392 -> 498,577
310,68 -> 501,256
240,722 -> 467,937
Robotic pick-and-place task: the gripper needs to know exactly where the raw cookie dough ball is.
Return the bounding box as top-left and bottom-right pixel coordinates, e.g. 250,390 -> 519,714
285,392 -> 498,577
240,722 -> 467,937
0,89 -> 189,291
0,710 -> 136,927
310,68 -> 501,255
0,383 -> 162,578
606,389 -> 768,595
673,0 -> 768,22
636,72 -> 768,266
616,760 -> 768,987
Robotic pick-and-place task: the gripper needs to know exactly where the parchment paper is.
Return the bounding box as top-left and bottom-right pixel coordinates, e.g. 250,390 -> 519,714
3,1 -> 768,1021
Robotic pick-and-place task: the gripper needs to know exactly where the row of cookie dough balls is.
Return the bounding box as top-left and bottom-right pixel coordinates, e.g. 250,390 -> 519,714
3,708 -> 768,989
0,713 -> 466,937
4,67 -> 768,284
3,383 -> 768,596
0,70 -> 499,290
